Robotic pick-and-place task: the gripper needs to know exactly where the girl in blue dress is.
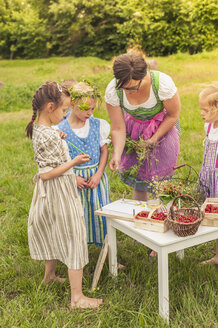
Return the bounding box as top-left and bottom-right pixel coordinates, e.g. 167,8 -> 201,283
58,81 -> 110,246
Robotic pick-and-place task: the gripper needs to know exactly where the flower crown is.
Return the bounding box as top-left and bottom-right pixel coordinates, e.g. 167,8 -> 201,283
69,80 -> 101,111
69,80 -> 101,100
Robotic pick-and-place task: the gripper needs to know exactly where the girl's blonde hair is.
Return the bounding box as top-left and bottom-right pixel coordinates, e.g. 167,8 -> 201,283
61,80 -> 100,104
72,82 -> 94,97
199,85 -> 218,113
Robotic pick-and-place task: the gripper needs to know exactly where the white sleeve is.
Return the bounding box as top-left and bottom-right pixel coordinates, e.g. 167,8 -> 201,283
204,123 -> 209,134
158,72 -> 177,101
51,125 -> 59,130
99,119 -> 111,147
105,78 -> 120,107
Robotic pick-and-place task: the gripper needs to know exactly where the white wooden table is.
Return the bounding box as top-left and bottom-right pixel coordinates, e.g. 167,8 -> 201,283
95,200 -> 218,324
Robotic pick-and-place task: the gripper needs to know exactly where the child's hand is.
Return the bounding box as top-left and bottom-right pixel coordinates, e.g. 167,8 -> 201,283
57,129 -> 67,139
76,176 -> 88,189
73,154 -> 90,166
86,172 -> 101,189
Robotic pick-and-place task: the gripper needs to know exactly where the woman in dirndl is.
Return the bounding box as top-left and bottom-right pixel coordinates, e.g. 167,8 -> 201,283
105,52 -> 180,202
105,53 -> 180,257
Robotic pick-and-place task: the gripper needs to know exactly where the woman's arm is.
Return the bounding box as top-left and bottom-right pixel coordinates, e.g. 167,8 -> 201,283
87,144 -> 109,189
149,91 -> 181,143
106,103 -> 126,170
40,154 -> 90,181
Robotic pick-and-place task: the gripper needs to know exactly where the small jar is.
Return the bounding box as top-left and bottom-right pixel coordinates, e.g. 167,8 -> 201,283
147,198 -> 162,209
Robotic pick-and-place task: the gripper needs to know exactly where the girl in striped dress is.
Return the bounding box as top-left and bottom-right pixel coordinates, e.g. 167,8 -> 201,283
58,81 -> 110,246
199,85 -> 218,265
26,81 -> 102,308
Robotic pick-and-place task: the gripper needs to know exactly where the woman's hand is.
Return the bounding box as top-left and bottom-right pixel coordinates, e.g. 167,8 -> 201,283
72,154 -> 90,166
86,172 -> 102,189
109,155 -> 121,171
146,135 -> 158,145
76,176 -> 88,189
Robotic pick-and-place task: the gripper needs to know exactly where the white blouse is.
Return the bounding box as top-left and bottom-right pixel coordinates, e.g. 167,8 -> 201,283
204,123 -> 218,141
72,117 -> 110,147
105,72 -> 177,109
204,123 -> 218,157
54,117 -> 111,148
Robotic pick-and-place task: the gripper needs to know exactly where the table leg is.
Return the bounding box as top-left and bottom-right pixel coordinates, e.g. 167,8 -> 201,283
158,249 -> 169,324
107,218 -> 118,276
176,249 -> 184,259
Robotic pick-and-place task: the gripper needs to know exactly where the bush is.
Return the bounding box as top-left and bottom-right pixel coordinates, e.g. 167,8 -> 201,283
0,0 -> 49,59
0,0 -> 217,59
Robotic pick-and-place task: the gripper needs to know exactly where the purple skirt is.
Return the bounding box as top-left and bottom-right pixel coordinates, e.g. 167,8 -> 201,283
120,111 -> 180,191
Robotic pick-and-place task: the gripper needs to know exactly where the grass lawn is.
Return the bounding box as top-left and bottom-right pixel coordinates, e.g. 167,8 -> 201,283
0,50 -> 218,327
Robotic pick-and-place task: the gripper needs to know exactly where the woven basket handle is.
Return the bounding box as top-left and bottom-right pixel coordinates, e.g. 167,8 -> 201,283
170,194 -> 200,217
173,163 -> 186,170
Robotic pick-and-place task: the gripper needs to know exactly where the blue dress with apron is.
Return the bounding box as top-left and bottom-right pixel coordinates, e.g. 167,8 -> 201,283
58,116 -> 109,246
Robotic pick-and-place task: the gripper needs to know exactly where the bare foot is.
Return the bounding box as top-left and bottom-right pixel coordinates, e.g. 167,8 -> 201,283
53,276 -> 66,283
149,250 -> 157,258
118,263 -> 126,270
43,276 -> 66,284
71,295 -> 103,309
200,256 -> 218,265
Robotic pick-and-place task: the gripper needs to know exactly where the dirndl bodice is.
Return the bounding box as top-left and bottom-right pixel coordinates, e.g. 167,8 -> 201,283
58,116 -> 100,167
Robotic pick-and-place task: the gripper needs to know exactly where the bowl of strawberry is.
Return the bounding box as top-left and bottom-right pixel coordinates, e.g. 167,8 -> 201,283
201,199 -> 218,227
135,211 -> 167,221
150,212 -> 167,221
135,211 -> 150,220
176,214 -> 198,223
167,194 -> 203,237
205,204 -> 218,213
134,210 -> 169,232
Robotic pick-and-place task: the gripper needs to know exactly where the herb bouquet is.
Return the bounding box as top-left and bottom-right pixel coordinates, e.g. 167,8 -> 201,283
120,134 -> 159,180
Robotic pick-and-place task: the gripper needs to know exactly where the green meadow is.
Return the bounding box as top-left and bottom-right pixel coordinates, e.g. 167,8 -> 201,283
0,50 -> 218,327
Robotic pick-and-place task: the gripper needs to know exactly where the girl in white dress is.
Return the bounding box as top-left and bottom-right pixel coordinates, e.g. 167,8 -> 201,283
26,81 -> 102,308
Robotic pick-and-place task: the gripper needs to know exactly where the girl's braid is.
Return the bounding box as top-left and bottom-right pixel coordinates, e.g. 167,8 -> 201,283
25,81 -> 70,139
31,86 -> 43,121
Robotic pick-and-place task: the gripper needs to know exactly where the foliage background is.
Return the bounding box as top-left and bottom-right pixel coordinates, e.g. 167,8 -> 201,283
0,0 -> 217,59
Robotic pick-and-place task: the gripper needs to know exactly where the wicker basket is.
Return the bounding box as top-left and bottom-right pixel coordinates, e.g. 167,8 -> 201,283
167,195 -> 203,237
